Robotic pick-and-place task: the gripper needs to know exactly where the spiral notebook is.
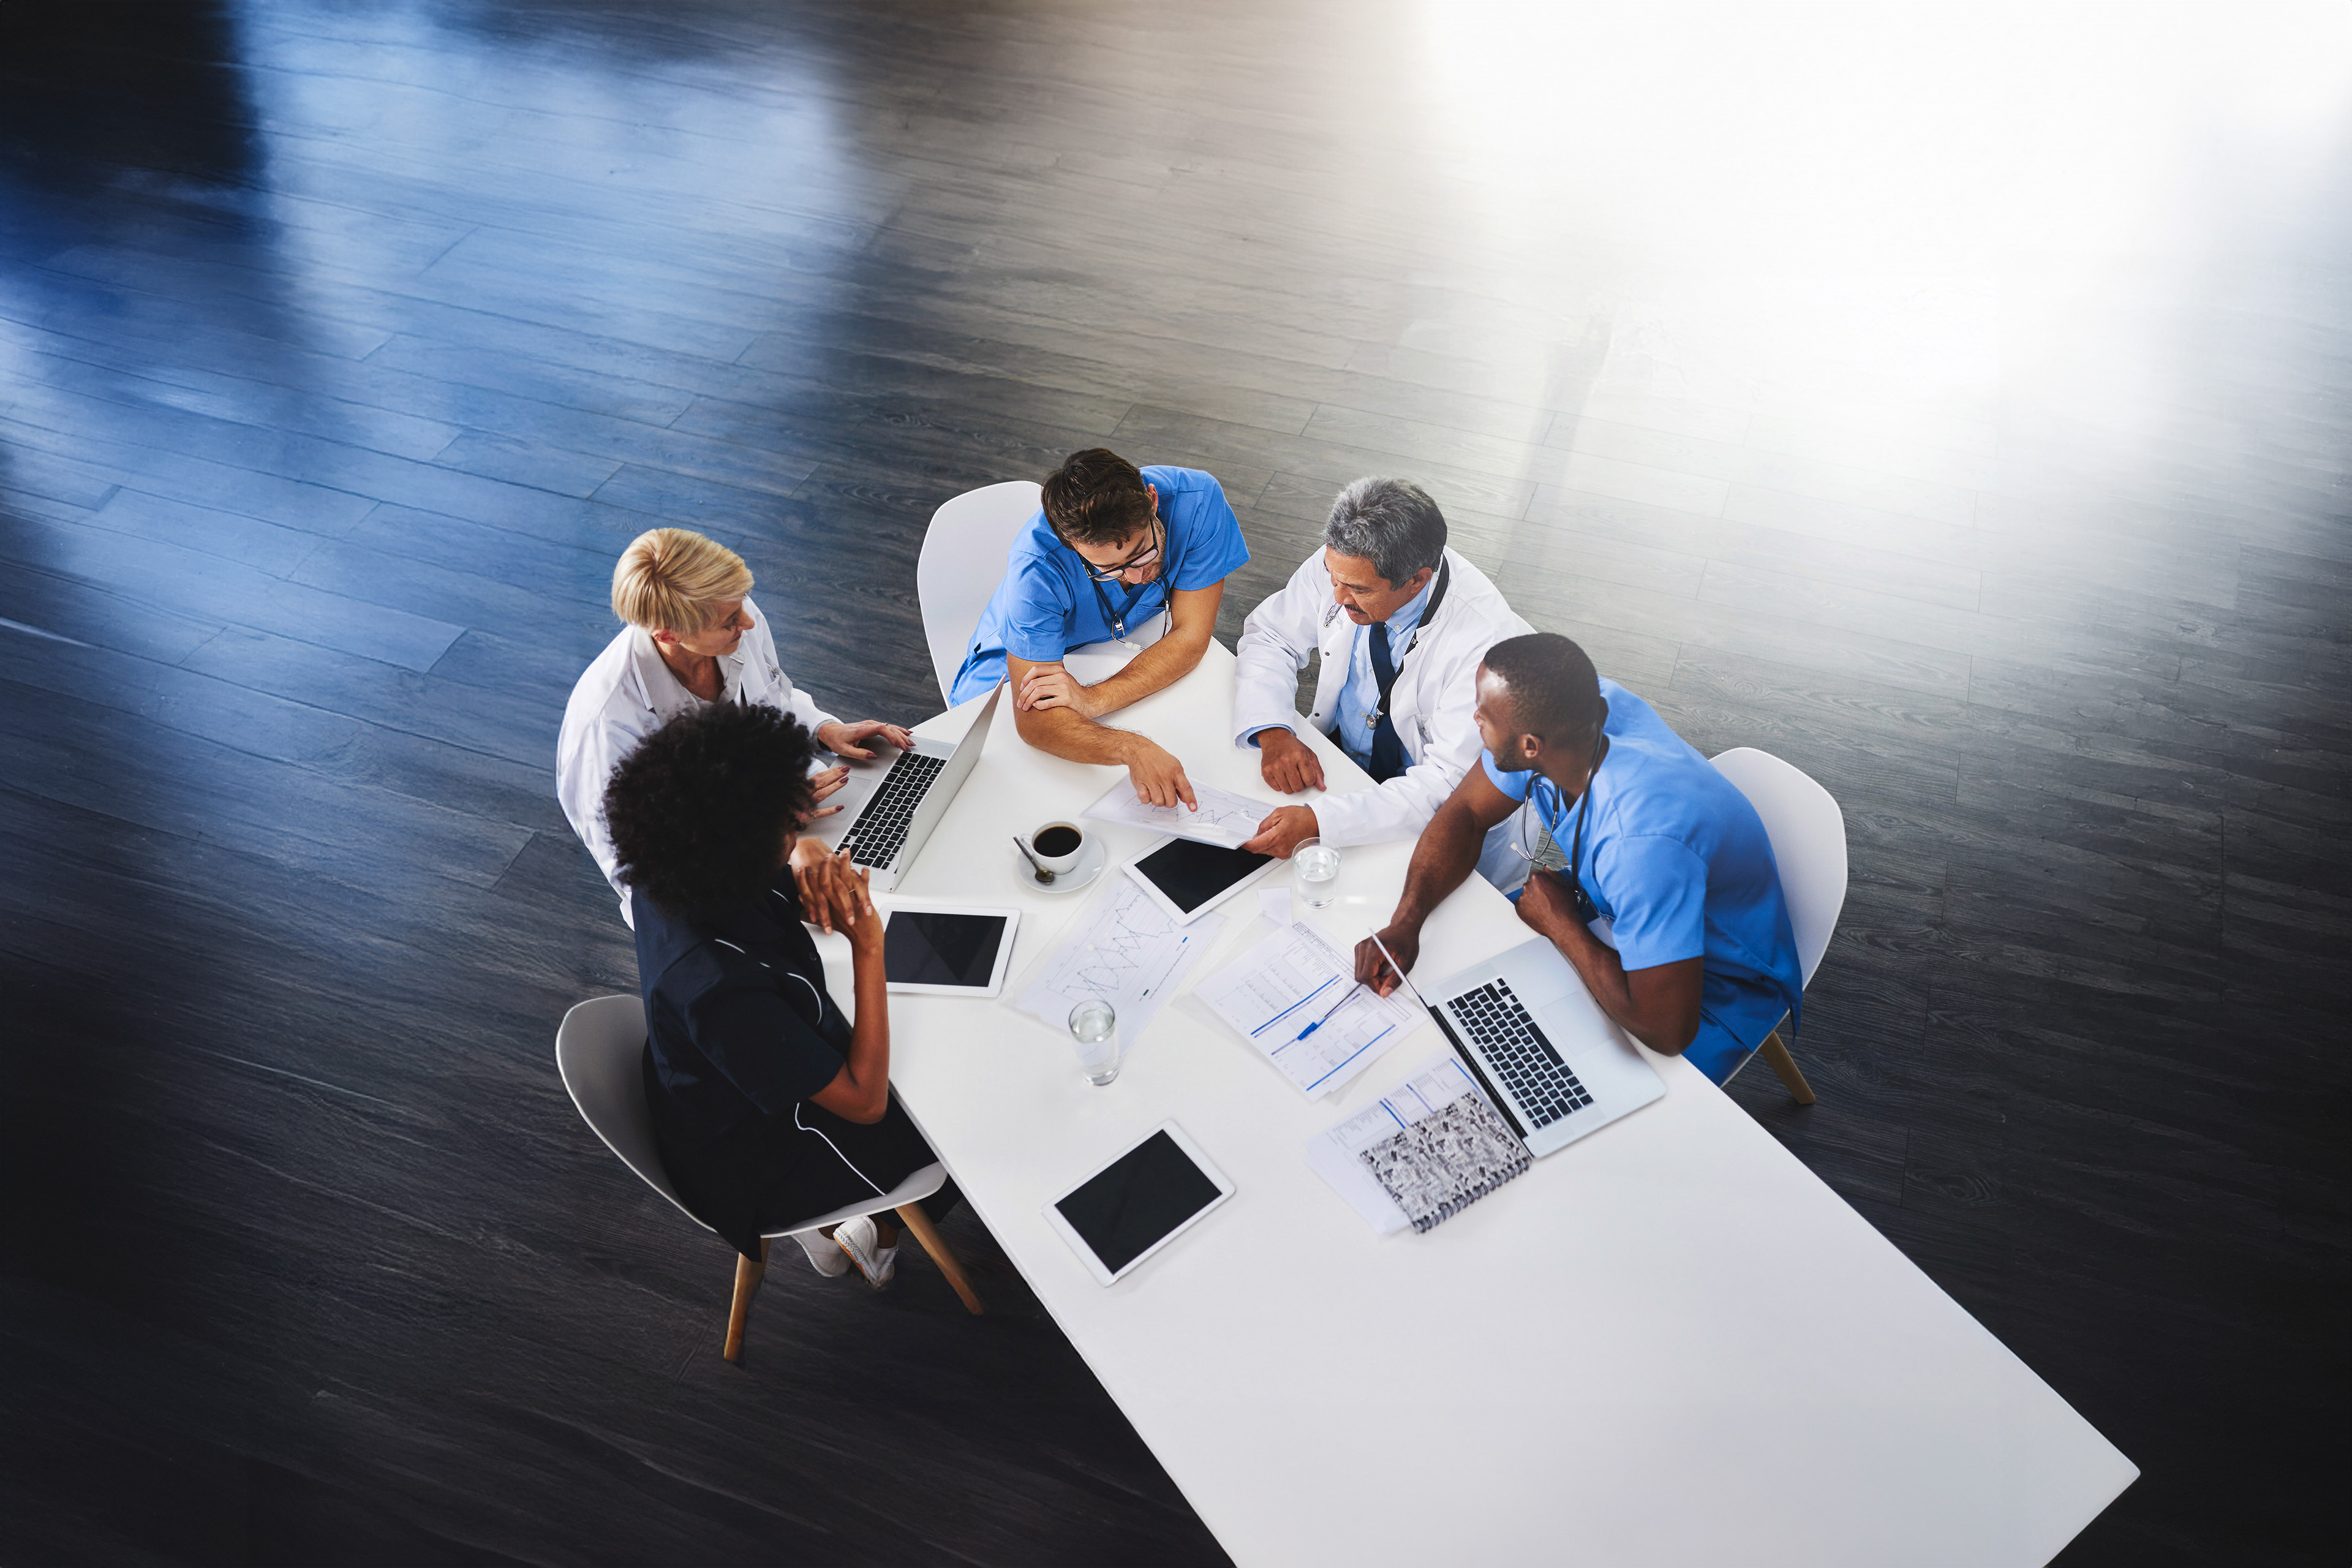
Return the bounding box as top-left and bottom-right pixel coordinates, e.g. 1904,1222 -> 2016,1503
1306,1060 -> 1532,1234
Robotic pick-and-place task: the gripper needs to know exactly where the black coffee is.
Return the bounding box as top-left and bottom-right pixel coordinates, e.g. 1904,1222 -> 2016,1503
1034,826 -> 1082,858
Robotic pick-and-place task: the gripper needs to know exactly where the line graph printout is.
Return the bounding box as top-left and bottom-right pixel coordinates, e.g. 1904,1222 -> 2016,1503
1083,780 -> 1275,849
1016,875 -> 1224,1049
1196,923 -> 1423,1098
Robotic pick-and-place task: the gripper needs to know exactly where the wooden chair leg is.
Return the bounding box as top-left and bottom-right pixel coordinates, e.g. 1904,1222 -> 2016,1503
1757,1030 -> 1816,1106
895,1203 -> 984,1315
723,1239 -> 768,1363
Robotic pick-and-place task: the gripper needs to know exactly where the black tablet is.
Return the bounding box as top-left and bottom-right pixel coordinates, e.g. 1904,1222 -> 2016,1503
1123,836 -> 1277,924
1043,1123 -> 1235,1285
880,904 -> 1020,997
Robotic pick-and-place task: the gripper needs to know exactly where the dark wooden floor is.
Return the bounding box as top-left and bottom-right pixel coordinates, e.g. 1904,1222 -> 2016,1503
1,2 -> 2345,1563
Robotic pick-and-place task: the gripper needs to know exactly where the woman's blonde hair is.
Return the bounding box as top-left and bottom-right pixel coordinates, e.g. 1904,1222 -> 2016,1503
611,528 -> 753,633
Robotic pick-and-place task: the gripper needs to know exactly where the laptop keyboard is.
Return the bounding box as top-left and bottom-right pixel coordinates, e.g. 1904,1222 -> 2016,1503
836,750 -> 944,869
1446,978 -> 1593,1129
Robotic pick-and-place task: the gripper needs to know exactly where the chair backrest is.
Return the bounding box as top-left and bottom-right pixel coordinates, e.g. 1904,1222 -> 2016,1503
916,480 -> 1042,703
1709,748 -> 1847,989
554,994 -> 707,1231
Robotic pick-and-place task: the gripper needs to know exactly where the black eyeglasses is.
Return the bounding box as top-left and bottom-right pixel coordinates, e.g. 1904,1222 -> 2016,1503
1068,516 -> 1164,581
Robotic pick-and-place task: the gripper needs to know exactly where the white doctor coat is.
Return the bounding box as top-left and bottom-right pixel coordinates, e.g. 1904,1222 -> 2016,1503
556,596 -> 837,925
1232,546 -> 1534,884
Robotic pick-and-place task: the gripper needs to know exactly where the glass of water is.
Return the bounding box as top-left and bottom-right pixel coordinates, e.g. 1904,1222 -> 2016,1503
1292,836 -> 1341,909
1068,998 -> 1119,1086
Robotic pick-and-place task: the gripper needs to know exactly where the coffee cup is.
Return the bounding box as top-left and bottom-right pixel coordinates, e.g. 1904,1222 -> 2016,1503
1025,820 -> 1087,874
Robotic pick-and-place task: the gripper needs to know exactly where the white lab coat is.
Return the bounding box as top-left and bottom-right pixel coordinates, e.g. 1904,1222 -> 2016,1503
1232,546 -> 1536,886
556,597 -> 838,925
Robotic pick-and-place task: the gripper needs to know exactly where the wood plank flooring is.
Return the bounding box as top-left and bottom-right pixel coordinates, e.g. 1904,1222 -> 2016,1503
1,1 -> 2345,1563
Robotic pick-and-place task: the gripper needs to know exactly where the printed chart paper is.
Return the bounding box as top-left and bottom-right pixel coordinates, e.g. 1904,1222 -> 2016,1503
1016,875 -> 1223,1052
1084,779 -> 1277,850
1196,922 -> 1423,1098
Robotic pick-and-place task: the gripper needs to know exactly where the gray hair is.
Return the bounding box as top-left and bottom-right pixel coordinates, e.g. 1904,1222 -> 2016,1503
1323,477 -> 1447,588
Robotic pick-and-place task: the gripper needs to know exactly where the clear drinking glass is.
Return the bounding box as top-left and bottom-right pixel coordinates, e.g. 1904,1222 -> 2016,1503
1068,998 -> 1120,1086
1292,836 -> 1341,909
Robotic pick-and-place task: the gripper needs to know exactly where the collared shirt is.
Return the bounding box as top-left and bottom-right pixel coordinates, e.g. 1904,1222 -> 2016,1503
633,873 -> 850,1152
1480,679 -> 1803,1080
949,464 -> 1250,704
556,595 -> 836,924
1328,570 -> 1436,771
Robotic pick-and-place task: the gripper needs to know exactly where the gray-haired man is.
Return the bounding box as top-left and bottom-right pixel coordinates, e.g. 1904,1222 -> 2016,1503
1231,477 -> 1534,884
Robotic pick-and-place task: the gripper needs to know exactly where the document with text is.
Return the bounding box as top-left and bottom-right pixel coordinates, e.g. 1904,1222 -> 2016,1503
1195,922 -> 1423,1098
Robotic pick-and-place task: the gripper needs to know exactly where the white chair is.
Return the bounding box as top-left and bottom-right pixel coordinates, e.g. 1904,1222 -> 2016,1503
1708,748 -> 1849,1104
555,995 -> 982,1363
915,480 -> 1041,705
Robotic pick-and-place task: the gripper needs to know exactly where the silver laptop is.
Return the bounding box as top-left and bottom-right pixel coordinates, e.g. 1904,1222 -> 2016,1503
805,685 -> 1001,892
1393,935 -> 1665,1158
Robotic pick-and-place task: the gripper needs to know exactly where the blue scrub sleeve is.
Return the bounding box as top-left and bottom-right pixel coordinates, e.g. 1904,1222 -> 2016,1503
1167,481 -> 1250,591
1591,833 -> 1710,971
684,983 -> 846,1114
1000,553 -> 1080,663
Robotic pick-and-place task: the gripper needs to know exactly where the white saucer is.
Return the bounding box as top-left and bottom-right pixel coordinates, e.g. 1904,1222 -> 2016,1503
1012,834 -> 1109,896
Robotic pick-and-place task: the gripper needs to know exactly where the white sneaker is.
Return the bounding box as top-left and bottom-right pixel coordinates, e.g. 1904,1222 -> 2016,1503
792,1229 -> 852,1278
833,1215 -> 897,1289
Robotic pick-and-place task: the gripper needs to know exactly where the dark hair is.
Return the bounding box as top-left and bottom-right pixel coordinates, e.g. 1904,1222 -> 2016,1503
1482,632 -> 1604,748
1324,477 -> 1446,587
604,703 -> 821,919
1041,448 -> 1155,545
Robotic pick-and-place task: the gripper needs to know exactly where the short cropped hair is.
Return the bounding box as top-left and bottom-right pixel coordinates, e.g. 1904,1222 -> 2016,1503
1042,448 -> 1155,545
612,528 -> 754,634
1324,477 -> 1447,587
604,703 -> 820,919
1482,631 -> 1605,748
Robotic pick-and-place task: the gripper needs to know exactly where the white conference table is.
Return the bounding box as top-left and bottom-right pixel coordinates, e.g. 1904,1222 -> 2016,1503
826,642 -> 2135,1567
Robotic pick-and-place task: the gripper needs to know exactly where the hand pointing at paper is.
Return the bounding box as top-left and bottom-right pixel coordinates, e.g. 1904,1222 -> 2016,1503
1118,736 -> 1198,810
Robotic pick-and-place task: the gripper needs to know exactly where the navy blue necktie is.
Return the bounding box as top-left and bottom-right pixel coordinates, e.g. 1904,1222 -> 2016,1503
1368,620 -> 1407,782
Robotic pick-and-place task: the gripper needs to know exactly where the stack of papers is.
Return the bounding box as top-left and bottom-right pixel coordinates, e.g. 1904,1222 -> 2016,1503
1194,922 -> 1423,1098
1307,1060 -> 1532,1234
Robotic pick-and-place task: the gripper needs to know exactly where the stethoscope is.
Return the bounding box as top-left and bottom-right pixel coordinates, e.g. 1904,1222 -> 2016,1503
1351,556 -> 1452,734
1085,513 -> 1182,647
1512,734 -> 1608,924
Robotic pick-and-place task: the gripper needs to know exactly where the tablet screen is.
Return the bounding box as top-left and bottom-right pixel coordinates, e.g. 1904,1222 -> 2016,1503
882,910 -> 1010,988
1054,1129 -> 1224,1275
1132,838 -> 1273,915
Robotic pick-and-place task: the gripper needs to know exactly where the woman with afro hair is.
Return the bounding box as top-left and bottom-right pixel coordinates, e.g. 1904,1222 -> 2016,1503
604,699 -> 957,1287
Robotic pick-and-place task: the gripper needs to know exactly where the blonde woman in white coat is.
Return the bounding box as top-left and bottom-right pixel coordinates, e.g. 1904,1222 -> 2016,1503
1232,478 -> 1536,890
558,529 -> 912,927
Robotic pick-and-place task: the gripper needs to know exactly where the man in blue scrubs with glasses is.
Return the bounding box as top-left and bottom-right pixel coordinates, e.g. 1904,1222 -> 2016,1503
951,448 -> 1249,807
1356,631 -> 1803,1084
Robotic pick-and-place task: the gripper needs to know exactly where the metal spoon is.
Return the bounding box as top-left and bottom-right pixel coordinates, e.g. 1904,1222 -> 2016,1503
1012,834 -> 1055,884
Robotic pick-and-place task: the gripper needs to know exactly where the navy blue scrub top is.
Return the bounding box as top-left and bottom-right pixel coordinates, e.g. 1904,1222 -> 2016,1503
631,873 -> 849,1151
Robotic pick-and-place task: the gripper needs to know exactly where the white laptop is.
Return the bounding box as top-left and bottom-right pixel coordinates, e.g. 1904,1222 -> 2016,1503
804,685 -> 1000,893
1392,934 -> 1665,1158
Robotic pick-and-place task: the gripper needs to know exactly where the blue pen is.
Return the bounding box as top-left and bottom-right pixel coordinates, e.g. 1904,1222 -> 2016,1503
1290,982 -> 1363,1043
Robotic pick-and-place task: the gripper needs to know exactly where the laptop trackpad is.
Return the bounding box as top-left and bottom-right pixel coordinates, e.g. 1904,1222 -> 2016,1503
807,744 -> 897,843
1507,944 -> 1617,1056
